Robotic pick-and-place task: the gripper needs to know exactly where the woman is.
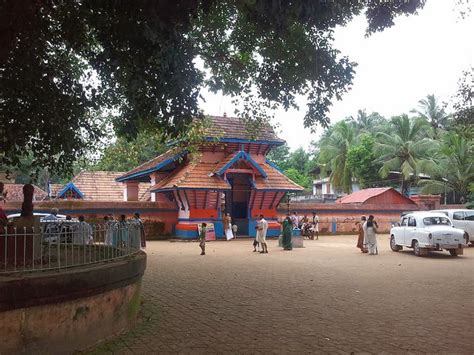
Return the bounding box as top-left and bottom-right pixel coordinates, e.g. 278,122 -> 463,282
363,215 -> 378,255
356,216 -> 368,253
282,216 -> 293,250
223,213 -> 234,240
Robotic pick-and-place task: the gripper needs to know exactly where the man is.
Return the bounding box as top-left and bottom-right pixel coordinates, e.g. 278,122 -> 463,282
311,211 -> 319,240
133,212 -> 146,249
44,207 -> 59,221
257,214 -> 269,254
290,211 -> 299,229
74,215 -> 93,245
199,222 -> 207,255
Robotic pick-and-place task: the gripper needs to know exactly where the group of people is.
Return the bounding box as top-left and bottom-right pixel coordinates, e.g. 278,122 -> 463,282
356,215 -> 379,255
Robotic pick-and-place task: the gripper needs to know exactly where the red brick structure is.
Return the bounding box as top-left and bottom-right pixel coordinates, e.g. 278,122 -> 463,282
116,116 -> 303,238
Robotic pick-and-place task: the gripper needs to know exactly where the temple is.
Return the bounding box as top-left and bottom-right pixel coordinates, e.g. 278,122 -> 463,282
116,116 -> 303,239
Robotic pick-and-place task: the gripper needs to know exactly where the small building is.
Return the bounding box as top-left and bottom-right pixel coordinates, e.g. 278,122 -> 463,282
336,187 -> 417,206
117,116 -> 304,238
50,171 -> 150,201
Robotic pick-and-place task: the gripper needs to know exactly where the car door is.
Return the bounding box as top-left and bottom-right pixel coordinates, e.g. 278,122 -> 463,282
452,211 -> 466,233
404,216 -> 417,246
399,217 -> 409,246
463,210 -> 474,241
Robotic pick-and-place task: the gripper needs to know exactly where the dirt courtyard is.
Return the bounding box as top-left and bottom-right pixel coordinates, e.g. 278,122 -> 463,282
93,235 -> 474,354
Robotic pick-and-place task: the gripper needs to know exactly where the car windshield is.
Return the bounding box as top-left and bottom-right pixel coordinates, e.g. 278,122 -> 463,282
423,216 -> 451,226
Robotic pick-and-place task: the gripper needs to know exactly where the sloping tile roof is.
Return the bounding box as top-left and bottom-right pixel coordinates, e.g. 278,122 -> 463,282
336,188 -> 392,203
116,147 -> 183,182
150,161 -> 231,192
203,116 -> 284,143
336,187 -> 415,204
212,151 -> 267,177
49,184 -> 64,197
59,171 -> 150,201
3,184 -> 48,202
254,163 -> 304,191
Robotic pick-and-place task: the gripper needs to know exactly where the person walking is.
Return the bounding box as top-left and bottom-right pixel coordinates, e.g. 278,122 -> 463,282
311,211 -> 319,239
356,216 -> 368,253
223,213 -> 234,240
282,216 -> 293,250
199,222 -> 207,255
257,215 -> 269,254
133,212 -> 147,249
363,215 -> 379,255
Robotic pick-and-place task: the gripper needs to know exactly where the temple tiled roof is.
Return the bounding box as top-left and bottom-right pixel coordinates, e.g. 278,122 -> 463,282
116,148 -> 183,182
253,163 -> 304,191
2,184 -> 48,202
150,161 -> 231,192
203,116 -> 284,143
53,171 -> 150,201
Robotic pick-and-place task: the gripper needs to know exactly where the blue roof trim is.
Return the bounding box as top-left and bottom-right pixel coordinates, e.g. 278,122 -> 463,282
57,182 -> 84,199
205,137 -> 284,146
265,159 -> 283,173
150,187 -> 231,193
116,152 -> 185,182
216,151 -> 268,178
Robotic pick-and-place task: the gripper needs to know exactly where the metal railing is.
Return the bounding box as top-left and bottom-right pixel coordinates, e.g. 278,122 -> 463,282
1,221 -> 144,274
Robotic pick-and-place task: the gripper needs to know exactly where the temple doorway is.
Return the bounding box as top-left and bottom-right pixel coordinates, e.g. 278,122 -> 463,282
225,174 -> 251,236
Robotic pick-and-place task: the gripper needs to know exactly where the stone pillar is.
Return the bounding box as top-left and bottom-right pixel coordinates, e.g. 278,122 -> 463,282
124,182 -> 139,201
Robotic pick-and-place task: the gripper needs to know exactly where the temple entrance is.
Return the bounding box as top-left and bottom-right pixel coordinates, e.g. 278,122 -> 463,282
225,174 -> 251,236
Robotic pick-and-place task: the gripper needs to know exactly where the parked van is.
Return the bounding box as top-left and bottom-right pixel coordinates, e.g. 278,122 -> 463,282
431,209 -> 474,244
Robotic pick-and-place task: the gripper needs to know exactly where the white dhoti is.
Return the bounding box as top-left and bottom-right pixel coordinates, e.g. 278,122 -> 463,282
364,226 -> 378,255
225,224 -> 234,240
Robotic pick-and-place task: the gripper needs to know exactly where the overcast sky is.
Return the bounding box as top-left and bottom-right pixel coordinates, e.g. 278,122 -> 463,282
198,0 -> 473,151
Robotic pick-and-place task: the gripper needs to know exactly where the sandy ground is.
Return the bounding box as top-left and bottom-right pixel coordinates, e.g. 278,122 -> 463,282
91,235 -> 474,354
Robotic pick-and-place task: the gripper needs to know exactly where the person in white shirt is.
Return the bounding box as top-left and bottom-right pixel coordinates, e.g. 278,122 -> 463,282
256,215 -> 269,254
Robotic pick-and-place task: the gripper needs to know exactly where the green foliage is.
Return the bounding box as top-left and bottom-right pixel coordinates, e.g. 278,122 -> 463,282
346,135 -> 381,188
451,68 -> 474,140
375,115 -> 433,194
93,131 -> 168,172
267,144 -> 290,171
319,121 -> 356,193
418,133 -> 474,202
283,168 -> 311,190
1,0 -> 426,173
411,94 -> 450,138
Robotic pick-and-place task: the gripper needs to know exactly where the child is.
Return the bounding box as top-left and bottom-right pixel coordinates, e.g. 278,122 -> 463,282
199,222 -> 207,255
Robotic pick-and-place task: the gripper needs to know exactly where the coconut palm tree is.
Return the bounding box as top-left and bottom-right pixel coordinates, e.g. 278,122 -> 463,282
376,115 -> 434,195
412,94 -> 450,138
319,121 -> 356,194
418,134 -> 474,203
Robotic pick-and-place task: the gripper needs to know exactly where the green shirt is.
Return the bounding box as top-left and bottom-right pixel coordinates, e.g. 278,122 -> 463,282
199,227 -> 207,241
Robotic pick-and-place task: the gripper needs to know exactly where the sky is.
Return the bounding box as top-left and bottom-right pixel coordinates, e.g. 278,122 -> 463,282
198,0 -> 473,151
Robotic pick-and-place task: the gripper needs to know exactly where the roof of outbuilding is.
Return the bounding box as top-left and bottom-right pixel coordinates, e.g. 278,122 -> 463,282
56,171 -> 150,201
2,184 -> 48,202
336,187 -> 414,204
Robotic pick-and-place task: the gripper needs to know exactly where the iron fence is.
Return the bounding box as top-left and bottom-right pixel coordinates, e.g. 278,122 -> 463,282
1,221 -> 144,274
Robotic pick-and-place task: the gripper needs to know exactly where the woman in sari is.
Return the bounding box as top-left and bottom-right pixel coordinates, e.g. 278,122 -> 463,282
363,215 -> 378,255
282,216 -> 293,250
223,213 -> 234,240
356,216 -> 368,253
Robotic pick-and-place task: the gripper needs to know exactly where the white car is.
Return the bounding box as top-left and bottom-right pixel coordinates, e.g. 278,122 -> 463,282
390,212 -> 469,257
431,209 -> 474,244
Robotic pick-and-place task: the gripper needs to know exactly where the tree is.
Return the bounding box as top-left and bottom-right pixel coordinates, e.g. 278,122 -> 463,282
283,168 -> 311,190
93,131 -> 168,172
267,144 -> 290,171
451,68 -> 473,140
411,94 -> 450,138
350,109 -> 385,133
346,134 -> 382,189
319,121 -> 356,193
376,115 -> 433,195
1,0 -> 426,173
419,133 -> 474,203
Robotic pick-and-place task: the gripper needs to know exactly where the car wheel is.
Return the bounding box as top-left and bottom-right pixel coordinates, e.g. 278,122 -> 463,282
413,240 -> 424,257
448,249 -> 459,257
390,235 -> 402,252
